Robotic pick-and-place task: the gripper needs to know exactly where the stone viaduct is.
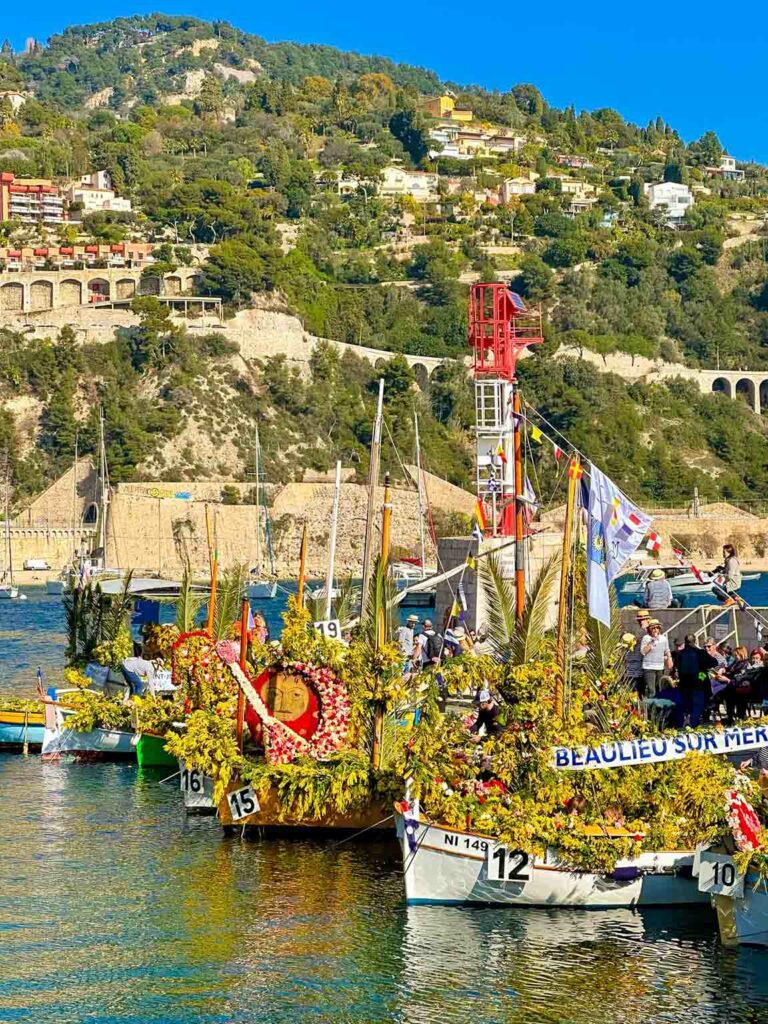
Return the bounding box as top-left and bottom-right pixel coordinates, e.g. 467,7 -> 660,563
703,370 -> 768,415
0,266 -> 203,314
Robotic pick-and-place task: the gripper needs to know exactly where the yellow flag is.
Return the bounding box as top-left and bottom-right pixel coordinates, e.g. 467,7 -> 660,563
531,425 -> 542,442
450,600 -> 460,618
466,555 -> 476,570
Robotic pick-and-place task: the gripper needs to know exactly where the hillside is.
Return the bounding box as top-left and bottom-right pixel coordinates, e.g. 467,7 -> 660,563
1,14 -> 768,512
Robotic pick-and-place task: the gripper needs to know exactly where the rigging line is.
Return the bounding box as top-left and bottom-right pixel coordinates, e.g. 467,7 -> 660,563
382,417 -> 416,489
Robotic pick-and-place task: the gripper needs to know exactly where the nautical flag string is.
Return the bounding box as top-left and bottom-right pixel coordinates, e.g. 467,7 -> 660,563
457,583 -> 467,611
646,531 -> 662,553
531,425 -> 542,443
466,554 -> 476,571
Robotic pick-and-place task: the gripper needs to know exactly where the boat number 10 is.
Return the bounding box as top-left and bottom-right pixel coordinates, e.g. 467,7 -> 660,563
227,785 -> 260,821
486,843 -> 531,883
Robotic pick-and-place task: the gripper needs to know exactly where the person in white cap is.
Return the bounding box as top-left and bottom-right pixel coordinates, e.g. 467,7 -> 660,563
397,614 -> 419,662
469,689 -> 502,741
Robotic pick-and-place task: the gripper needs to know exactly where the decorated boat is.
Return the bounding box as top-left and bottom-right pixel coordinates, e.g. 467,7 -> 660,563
41,698 -> 135,761
392,281 -> 764,910
0,702 -> 45,750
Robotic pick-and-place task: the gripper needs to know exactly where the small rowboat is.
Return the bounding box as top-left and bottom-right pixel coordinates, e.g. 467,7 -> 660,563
0,708 -> 45,750
395,811 -> 708,908
41,701 -> 135,761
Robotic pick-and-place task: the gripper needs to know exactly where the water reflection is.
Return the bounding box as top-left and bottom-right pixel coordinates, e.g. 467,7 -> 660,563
2,759 -> 768,1023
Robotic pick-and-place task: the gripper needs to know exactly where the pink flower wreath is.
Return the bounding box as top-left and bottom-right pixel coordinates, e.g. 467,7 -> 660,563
216,642 -> 351,765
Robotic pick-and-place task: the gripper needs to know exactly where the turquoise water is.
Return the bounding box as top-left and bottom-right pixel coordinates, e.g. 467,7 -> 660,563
3,594 -> 768,1022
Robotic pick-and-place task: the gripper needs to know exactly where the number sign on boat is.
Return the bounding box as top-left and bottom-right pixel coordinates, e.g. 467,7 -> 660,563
486,843 -> 533,883
313,619 -> 342,641
227,785 -> 259,821
180,767 -> 203,794
697,851 -> 744,898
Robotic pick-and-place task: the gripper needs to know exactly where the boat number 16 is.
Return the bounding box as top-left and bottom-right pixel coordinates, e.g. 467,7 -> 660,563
180,768 -> 203,793
486,843 -> 531,883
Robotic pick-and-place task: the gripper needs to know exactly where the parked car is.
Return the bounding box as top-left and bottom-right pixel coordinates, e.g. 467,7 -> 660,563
23,558 -> 51,571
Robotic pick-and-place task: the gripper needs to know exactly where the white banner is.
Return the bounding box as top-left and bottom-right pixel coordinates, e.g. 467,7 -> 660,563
552,724 -> 768,771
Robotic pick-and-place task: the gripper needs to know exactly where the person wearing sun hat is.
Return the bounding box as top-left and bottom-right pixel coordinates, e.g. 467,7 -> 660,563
397,614 -> 419,673
640,618 -> 672,697
644,567 -> 673,610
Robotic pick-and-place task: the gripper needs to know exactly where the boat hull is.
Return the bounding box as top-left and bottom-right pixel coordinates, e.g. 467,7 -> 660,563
713,876 -> 768,946
218,783 -> 391,835
247,581 -> 277,600
41,703 -> 135,761
135,732 -> 176,768
396,815 -> 708,908
0,710 -> 45,750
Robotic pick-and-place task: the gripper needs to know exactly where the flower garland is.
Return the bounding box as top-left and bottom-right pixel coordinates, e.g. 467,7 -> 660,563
726,789 -> 763,852
216,642 -> 350,765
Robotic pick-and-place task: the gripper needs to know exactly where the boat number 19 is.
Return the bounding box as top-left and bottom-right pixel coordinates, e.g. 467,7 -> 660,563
227,785 -> 259,821
486,843 -> 531,883
314,619 -> 342,640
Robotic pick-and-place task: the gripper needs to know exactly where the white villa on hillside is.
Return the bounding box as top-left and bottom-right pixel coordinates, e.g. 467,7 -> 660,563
644,181 -> 694,225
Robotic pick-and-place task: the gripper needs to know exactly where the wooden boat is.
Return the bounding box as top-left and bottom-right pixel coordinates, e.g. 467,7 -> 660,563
219,782 -> 390,835
134,732 -> 176,768
395,812 -> 707,907
0,708 -> 45,750
41,701 -> 135,761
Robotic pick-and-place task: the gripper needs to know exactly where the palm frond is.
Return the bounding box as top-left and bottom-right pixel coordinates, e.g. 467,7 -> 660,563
333,577 -> 359,624
478,553 -> 518,661
479,552 -> 560,665
99,571 -> 134,644
361,555 -> 397,652
213,564 -> 247,640
176,566 -> 204,633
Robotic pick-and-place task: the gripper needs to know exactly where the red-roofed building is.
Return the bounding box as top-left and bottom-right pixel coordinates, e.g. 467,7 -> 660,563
0,173 -> 65,225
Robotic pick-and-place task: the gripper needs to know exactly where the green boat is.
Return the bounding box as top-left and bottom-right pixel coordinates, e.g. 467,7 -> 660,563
135,733 -> 176,768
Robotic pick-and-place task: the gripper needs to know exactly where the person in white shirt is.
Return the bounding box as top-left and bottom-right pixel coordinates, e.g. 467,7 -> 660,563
397,614 -> 418,672
639,619 -> 672,697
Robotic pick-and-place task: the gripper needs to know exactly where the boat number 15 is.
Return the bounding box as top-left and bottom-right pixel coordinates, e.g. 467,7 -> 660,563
486,843 -> 531,883
227,785 -> 259,821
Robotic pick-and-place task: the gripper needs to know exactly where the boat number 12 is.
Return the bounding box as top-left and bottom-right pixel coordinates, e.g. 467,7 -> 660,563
227,785 -> 259,821
486,843 -> 531,883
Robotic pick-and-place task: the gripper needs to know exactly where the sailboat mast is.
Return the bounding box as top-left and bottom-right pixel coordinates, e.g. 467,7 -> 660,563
4,457 -> 11,585
71,430 -> 78,546
512,385 -> 525,623
361,378 -> 384,618
98,408 -> 109,563
414,411 -> 427,577
254,425 -> 261,577
555,456 -> 580,719
324,460 -> 342,621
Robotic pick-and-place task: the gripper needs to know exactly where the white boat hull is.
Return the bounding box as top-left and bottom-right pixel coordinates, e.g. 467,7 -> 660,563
396,815 -> 708,908
41,702 -> 135,760
0,585 -> 19,599
179,760 -> 216,813
714,875 -> 768,946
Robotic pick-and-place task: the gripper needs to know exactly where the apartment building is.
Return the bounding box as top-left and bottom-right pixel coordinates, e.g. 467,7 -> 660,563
0,173 -> 65,225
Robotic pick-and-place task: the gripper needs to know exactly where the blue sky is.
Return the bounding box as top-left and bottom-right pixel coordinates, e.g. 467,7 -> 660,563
5,0 -> 768,161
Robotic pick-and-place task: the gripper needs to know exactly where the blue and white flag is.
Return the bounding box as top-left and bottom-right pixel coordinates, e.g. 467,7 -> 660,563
587,464 -> 652,626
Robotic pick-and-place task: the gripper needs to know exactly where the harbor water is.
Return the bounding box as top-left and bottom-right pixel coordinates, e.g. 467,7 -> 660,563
3,592 -> 768,1022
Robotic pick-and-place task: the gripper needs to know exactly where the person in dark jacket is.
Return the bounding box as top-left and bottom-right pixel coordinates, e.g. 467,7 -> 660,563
672,634 -> 718,727
469,689 -> 502,741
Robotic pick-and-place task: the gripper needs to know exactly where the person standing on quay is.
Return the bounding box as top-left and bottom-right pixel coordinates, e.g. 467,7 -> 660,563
713,543 -> 743,607
640,619 -> 672,697
672,634 -> 719,728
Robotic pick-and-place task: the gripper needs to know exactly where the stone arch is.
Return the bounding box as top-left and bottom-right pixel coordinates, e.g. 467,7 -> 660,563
60,279 -> 82,306
187,273 -> 203,292
0,282 -> 23,311
760,380 -> 768,414
30,280 -> 53,311
711,377 -> 732,398
735,377 -> 758,413
412,362 -> 429,390
116,278 -> 136,300
139,276 -> 161,296
164,275 -> 182,296
374,357 -> 387,372
88,278 -> 110,302
83,502 -> 98,525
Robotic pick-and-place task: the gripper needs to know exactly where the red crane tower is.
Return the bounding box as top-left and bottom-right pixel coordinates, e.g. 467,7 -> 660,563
468,282 -> 544,540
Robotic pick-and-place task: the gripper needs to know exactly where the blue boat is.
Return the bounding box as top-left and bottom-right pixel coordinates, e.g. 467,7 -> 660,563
0,709 -> 45,750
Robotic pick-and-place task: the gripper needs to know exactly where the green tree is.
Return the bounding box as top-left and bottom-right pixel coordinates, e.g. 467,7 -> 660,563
202,240 -> 278,305
513,255 -> 553,301
389,108 -> 430,165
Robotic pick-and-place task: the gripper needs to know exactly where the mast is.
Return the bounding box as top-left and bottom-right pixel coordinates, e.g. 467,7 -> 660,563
555,456 -> 580,719
512,385 -> 524,623
324,459 -> 342,621
297,520 -> 308,608
71,430 -> 78,558
371,472 -> 393,771
3,456 -> 11,585
97,408 -> 109,565
413,411 -> 427,577
253,425 -> 261,578
360,378 -> 384,618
